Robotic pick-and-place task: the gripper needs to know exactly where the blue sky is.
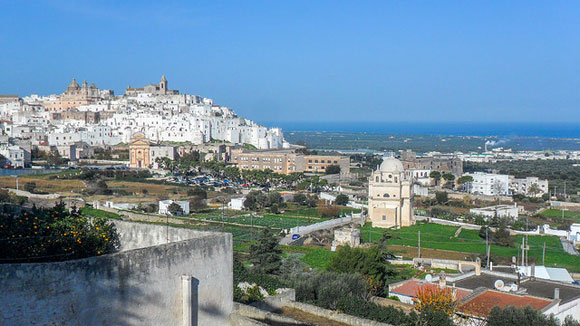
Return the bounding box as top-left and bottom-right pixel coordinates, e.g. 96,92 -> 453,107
0,1 -> 578,124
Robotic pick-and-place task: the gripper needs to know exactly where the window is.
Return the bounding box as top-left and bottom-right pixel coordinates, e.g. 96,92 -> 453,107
383,194 -> 390,198
382,215 -> 386,221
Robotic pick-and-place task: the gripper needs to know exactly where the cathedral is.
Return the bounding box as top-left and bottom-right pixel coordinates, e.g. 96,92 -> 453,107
368,157 -> 414,228
44,78 -> 103,111
125,75 -> 179,96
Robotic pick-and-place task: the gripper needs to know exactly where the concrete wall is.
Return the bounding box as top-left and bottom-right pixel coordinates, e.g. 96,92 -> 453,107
0,220 -> 233,326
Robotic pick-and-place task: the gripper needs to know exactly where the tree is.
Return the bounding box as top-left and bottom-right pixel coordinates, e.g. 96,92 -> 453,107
414,285 -> 457,317
187,186 -> 207,199
23,182 -> 37,193
457,176 -> 473,185
141,188 -> 149,196
293,193 -> 307,205
435,191 -> 448,205
527,183 -> 541,197
189,196 -> 206,212
430,171 -> 441,179
487,306 -> 559,326
249,228 -> 282,274
327,245 -> 398,297
493,226 -> 514,247
335,194 -> 349,206
442,173 -> 455,182
325,165 -> 341,174
167,202 -> 183,215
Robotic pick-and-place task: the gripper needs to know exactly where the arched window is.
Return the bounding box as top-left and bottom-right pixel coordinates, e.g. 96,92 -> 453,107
383,194 -> 390,198
375,176 -> 379,182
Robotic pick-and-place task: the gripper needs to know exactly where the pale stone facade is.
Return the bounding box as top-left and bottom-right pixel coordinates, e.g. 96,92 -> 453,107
368,157 -> 414,228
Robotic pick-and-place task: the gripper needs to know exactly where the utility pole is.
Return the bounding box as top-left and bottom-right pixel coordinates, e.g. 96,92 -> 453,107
543,242 -> 546,265
418,230 -> 421,258
521,237 -> 525,266
486,227 -> 490,268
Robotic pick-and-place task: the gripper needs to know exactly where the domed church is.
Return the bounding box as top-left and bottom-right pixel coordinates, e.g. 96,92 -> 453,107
368,157 -> 414,228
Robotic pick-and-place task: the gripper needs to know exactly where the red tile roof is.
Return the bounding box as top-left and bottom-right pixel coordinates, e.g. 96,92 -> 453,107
390,280 -> 471,300
458,290 -> 552,317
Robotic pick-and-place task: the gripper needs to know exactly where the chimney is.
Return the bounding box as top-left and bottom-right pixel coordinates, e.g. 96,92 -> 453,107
475,258 -> 481,275
554,288 -> 560,300
489,262 -> 493,271
438,271 -> 447,289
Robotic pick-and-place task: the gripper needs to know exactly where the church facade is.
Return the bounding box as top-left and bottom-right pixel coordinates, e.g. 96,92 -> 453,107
129,132 -> 176,169
368,157 -> 414,228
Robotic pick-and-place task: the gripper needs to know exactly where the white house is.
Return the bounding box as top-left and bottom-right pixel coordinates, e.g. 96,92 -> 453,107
470,204 -> 519,220
464,172 -> 510,196
509,176 -> 549,197
228,197 -> 246,211
158,200 -> 190,215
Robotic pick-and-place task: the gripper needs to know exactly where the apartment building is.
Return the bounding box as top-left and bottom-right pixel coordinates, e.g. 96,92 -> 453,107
229,149 -> 350,177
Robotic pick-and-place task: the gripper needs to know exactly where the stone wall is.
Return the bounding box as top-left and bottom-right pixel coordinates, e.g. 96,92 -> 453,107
0,220 -> 233,326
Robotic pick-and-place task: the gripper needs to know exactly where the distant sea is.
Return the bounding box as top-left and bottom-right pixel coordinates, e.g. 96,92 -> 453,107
263,122 -> 580,139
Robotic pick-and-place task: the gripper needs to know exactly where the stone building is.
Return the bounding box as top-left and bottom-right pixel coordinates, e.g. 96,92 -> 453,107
399,149 -> 463,176
125,75 -> 179,96
129,132 -> 176,169
368,157 -> 414,228
44,78 -> 102,111
229,149 -> 350,177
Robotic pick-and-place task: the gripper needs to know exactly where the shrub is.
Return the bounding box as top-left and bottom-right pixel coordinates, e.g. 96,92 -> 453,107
335,194 -> 349,206
318,205 -> 340,218
487,306 -> 559,326
336,297 -> 412,325
289,272 -> 368,309
325,165 -> 341,174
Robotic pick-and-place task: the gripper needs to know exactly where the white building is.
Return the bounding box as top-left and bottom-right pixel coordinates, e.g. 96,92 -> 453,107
158,200 -> 190,215
0,144 -> 28,168
464,172 -> 510,196
408,169 -> 431,186
228,197 -> 245,211
368,157 -> 414,228
509,176 -> 549,197
470,204 -> 519,220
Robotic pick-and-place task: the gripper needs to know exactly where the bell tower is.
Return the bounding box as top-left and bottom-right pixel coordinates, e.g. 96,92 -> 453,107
160,75 -> 167,94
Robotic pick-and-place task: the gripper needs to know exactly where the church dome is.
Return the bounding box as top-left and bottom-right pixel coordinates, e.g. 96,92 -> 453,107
379,157 -> 404,172
67,78 -> 80,90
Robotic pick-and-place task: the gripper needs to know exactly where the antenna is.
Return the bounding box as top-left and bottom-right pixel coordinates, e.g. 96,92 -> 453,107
494,280 -> 504,290
425,274 -> 433,283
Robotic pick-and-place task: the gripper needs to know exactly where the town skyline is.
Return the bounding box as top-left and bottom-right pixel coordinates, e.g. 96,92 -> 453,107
1,1 -> 579,124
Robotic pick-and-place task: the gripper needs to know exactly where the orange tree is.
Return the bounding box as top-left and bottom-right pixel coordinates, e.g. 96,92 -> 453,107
414,285 -> 457,316
0,202 -> 120,263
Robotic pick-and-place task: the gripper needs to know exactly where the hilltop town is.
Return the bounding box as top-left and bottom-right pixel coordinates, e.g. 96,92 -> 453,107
0,76 -> 286,168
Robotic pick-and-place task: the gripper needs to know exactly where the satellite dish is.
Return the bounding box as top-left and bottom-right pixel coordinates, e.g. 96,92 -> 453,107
494,280 -> 505,290
425,274 -> 433,283
510,283 -> 518,292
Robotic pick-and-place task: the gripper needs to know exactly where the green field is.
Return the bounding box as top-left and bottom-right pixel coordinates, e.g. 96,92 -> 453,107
80,207 -> 122,220
197,211 -> 326,229
280,205 -> 361,218
361,222 -> 580,272
541,209 -> 580,221
282,246 -> 337,269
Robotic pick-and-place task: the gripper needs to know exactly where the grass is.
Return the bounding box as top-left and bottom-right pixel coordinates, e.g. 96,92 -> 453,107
360,222 -> 580,272
540,209 -> 580,222
282,246 -> 337,269
80,207 -> 122,220
194,209 -> 327,229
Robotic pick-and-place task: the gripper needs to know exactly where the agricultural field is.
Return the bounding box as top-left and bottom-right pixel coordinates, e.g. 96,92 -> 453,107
196,210 -> 327,230
540,208 -> 580,221
361,222 -> 580,272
